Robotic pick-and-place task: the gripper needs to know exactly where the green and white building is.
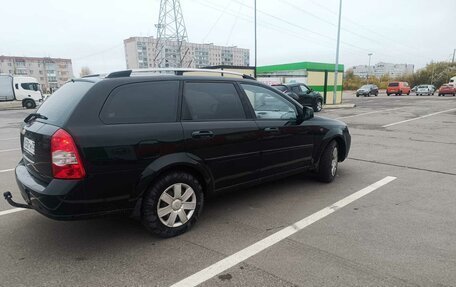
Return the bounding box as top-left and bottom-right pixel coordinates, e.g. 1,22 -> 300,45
257,61 -> 344,104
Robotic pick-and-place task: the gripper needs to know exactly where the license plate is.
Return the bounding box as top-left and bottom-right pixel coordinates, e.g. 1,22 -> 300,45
23,137 -> 35,155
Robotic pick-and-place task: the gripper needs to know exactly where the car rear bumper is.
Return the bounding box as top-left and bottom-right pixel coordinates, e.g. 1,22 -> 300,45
13,160 -> 132,220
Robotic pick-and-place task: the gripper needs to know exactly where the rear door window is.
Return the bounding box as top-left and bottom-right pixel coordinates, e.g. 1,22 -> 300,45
37,81 -> 93,126
388,83 -> 399,87
101,81 -> 179,124
182,82 -> 247,121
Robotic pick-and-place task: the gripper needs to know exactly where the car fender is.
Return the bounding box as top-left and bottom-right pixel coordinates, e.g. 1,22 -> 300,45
313,128 -> 347,168
133,152 -> 214,200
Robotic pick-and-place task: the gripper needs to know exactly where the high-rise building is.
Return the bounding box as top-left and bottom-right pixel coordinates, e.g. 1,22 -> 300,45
353,62 -> 414,78
352,62 -> 414,78
124,36 -> 250,69
0,55 -> 74,92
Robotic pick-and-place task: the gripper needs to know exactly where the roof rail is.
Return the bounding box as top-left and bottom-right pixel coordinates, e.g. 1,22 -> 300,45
81,74 -> 103,78
105,68 -> 256,80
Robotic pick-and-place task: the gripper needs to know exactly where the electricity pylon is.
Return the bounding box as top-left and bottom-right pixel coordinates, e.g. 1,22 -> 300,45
154,0 -> 191,68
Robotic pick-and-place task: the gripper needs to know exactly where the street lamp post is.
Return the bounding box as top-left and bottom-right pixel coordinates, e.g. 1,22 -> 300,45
254,0 -> 257,78
367,53 -> 373,84
332,0 -> 342,105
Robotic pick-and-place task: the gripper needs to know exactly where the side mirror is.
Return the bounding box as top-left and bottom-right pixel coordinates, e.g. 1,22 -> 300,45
303,106 -> 314,120
295,106 -> 313,124
285,92 -> 299,101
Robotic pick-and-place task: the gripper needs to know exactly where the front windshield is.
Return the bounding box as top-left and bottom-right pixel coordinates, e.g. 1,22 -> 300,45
360,85 -> 370,89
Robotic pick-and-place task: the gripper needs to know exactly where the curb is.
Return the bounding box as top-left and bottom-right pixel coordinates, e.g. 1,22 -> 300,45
323,104 -> 356,109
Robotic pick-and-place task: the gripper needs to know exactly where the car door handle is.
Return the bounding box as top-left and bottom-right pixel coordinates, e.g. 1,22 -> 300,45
191,131 -> 214,138
264,127 -> 279,133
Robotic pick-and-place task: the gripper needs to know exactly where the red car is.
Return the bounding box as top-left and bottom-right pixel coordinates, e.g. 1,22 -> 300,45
438,84 -> 456,96
387,82 -> 411,96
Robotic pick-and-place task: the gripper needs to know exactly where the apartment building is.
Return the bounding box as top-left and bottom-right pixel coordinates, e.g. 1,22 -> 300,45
352,62 -> 414,78
0,55 -> 74,92
124,36 -> 250,69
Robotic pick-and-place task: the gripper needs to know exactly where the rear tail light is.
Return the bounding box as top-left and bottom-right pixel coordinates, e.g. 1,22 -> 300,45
51,129 -> 85,179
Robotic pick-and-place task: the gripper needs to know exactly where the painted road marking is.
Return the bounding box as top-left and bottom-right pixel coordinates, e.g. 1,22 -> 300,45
383,108 -> 456,127
170,176 -> 397,287
0,208 -> 25,216
0,148 -> 20,153
336,108 -> 402,120
0,168 -> 14,173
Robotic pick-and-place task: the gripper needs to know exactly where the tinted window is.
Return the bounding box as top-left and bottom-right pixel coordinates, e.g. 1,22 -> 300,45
291,86 -> 301,94
388,83 -> 399,87
37,81 -> 93,126
101,81 -> 179,124
241,84 -> 297,120
183,82 -> 246,120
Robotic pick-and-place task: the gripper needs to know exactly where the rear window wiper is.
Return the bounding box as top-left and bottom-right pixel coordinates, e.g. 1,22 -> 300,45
24,113 -> 48,123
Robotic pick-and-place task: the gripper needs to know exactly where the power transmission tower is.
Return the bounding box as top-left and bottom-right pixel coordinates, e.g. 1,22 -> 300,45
154,0 -> 191,68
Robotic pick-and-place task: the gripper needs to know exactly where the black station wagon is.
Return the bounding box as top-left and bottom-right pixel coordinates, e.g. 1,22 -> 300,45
4,69 -> 351,237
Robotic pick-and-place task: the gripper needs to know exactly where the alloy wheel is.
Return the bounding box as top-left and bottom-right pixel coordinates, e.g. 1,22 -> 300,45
331,147 -> 338,176
157,183 -> 196,228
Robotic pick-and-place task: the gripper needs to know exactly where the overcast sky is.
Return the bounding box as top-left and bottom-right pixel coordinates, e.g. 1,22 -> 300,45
2,0 -> 455,76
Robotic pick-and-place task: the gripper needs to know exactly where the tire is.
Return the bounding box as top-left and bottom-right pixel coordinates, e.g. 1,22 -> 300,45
438,94 -> 442,97
407,91 -> 410,95
142,171 -> 204,238
398,91 -> 402,96
356,94 -> 359,97
317,141 -> 339,183
375,92 -> 378,96
24,99 -> 36,109
387,93 -> 390,96
314,99 -> 323,112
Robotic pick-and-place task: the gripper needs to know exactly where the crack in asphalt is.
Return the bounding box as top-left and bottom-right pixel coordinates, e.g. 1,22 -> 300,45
349,157 -> 456,176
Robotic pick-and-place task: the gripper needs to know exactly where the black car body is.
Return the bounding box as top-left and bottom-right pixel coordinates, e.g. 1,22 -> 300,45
356,84 -> 378,97
8,70 -> 351,237
272,83 -> 324,112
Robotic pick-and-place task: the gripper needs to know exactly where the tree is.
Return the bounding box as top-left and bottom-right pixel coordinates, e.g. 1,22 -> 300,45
79,67 -> 92,77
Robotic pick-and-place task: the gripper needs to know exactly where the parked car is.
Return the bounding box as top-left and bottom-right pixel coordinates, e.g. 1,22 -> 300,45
386,82 -> 411,96
0,75 -> 43,108
415,84 -> 436,96
356,84 -> 378,97
4,69 -> 351,238
438,84 -> 456,96
271,83 -> 324,112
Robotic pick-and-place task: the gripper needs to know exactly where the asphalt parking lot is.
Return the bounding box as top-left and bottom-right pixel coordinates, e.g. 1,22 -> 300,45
1,92 -> 455,287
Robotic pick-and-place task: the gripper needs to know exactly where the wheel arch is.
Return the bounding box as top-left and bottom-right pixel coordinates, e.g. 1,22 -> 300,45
314,133 -> 347,169
134,153 -> 214,200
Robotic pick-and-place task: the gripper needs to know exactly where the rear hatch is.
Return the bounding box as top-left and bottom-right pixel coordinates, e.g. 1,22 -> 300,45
387,82 -> 399,92
417,85 -> 428,92
20,81 -> 94,182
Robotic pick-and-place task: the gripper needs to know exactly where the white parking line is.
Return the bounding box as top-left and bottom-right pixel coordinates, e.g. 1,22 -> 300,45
336,108 -> 402,120
0,208 -> 25,216
0,168 -> 14,173
0,148 -> 20,153
382,107 -> 456,127
0,137 -> 18,141
170,176 -> 397,287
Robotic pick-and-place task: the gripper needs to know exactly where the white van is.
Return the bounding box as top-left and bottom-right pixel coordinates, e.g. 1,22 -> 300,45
0,75 -> 43,109
450,76 -> 456,86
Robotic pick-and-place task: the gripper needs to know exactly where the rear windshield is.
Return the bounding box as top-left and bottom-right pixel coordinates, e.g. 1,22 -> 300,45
388,83 -> 399,87
36,81 -> 93,126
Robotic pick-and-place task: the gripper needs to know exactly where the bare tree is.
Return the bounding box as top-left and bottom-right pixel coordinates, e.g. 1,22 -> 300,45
79,67 -> 92,77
